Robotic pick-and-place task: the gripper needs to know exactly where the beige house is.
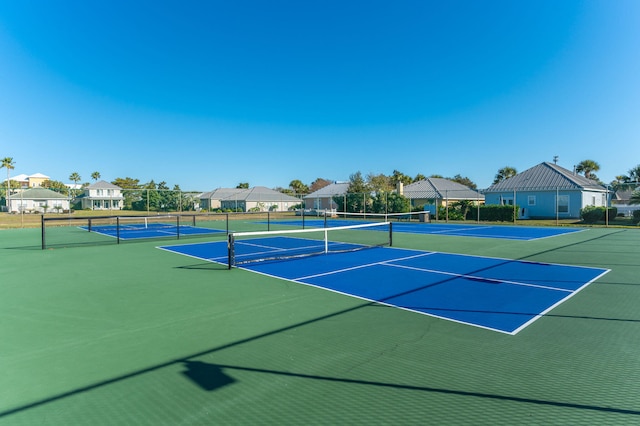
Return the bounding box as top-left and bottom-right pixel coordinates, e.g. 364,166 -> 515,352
4,173 -> 50,188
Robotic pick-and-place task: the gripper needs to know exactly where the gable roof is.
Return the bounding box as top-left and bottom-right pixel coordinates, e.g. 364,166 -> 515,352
15,188 -> 68,199
485,162 -> 606,192
86,180 -> 122,190
304,182 -> 350,199
28,173 -> 50,179
221,186 -> 300,202
200,188 -> 246,200
404,178 -> 484,200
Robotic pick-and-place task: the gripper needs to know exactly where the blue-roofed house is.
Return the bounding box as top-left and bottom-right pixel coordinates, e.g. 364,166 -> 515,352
483,162 -> 608,219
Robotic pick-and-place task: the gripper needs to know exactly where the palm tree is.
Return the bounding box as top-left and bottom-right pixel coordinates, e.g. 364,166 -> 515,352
69,172 -> 81,200
91,171 -> 101,181
629,189 -> 640,205
1,157 -> 15,211
575,160 -> 600,180
493,166 -> 517,185
289,179 -> 309,195
628,164 -> 640,183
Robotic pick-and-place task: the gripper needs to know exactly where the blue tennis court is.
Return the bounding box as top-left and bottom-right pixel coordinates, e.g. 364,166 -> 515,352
267,219 -> 584,240
82,223 -> 224,240
159,238 -> 608,334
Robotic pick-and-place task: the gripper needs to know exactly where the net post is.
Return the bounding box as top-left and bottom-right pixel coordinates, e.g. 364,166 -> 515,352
226,213 -> 229,235
228,233 -> 235,269
389,222 -> 393,247
268,211 -> 270,231
324,211 -> 327,228
324,228 -> 328,254
116,217 -> 121,244
176,215 -> 180,240
41,215 -> 46,250
88,218 -> 92,232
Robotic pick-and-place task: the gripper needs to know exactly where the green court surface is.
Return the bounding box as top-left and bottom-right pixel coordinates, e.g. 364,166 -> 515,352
1,225 -> 639,425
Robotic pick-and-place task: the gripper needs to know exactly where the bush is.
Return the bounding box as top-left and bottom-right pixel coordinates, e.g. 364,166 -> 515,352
580,206 -> 617,223
633,210 -> 640,225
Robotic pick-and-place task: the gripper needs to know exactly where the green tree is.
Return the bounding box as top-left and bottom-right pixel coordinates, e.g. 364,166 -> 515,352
630,189 -> 640,205
493,166 -> 517,185
41,179 -> 70,196
309,178 -> 332,193
91,171 -> 101,181
68,172 -> 81,199
289,179 -> 309,195
236,182 -> 249,189
575,160 -> 600,180
627,164 -> 640,183
413,173 -> 427,182
390,170 -> 412,186
367,173 -> 393,193
112,177 -> 141,209
450,174 -> 477,189
1,157 -> 15,208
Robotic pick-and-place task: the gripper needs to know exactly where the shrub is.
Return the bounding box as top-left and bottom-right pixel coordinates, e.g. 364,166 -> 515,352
633,210 -> 640,225
580,206 -> 617,223
475,205 -> 518,222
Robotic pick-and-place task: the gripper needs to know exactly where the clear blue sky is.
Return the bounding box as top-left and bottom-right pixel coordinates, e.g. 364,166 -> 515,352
1,1 -> 639,190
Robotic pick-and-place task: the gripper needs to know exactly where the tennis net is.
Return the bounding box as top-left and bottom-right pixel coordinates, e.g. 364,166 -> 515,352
228,221 -> 392,268
323,211 -> 429,226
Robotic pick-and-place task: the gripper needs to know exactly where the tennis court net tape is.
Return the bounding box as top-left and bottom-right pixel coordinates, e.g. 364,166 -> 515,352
228,221 -> 392,268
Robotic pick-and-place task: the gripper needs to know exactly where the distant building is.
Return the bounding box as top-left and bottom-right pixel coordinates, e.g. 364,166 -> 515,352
75,180 -> 124,210
200,187 -> 301,212
402,178 -> 484,212
484,162 -> 607,219
7,187 -> 70,213
303,182 -> 350,211
3,173 -> 50,188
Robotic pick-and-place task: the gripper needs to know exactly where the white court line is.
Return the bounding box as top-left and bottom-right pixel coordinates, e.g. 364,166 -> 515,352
293,252 -> 437,281
382,262 -> 574,293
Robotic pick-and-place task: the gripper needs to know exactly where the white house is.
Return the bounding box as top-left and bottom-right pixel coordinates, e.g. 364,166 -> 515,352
484,162 -> 608,219
75,180 -> 124,210
8,188 -> 70,213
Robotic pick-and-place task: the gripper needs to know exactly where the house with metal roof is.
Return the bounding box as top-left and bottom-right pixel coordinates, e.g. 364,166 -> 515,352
216,186 -> 301,212
7,187 -> 70,213
74,180 -> 124,210
303,181 -> 350,211
199,188 -> 246,210
401,178 -> 484,211
484,162 -> 608,219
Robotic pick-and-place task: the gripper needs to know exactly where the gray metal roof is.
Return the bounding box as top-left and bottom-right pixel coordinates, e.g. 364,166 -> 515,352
220,186 -> 300,202
485,162 -> 606,192
304,182 -> 350,198
404,178 -> 484,200
200,188 -> 246,200
86,180 -> 122,190
13,188 -> 68,199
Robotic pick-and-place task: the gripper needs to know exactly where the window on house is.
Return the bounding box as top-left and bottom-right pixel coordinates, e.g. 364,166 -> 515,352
528,195 -> 536,206
557,195 -> 569,213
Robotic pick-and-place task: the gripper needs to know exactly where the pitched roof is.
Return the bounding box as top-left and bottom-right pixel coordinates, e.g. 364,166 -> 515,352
5,173 -> 29,182
221,186 -> 300,202
404,178 -> 484,200
28,173 -> 50,179
15,188 -> 68,199
485,162 -> 606,192
86,180 -> 122,190
200,188 -> 246,200
304,182 -> 350,198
